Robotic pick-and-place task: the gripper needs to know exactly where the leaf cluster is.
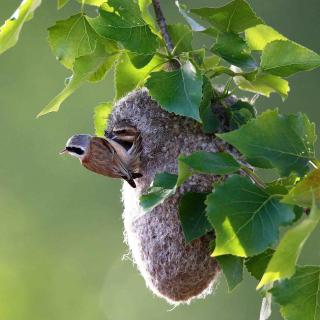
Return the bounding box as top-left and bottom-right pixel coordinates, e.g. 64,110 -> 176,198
2,1 -> 320,319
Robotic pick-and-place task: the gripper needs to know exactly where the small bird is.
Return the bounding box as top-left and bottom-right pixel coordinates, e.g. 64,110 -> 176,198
60,130 -> 143,188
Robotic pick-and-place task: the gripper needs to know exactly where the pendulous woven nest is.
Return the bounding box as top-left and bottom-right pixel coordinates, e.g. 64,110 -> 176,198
107,88 -> 242,304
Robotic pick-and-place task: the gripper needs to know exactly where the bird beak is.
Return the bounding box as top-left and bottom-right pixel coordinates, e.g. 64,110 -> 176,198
59,148 -> 67,155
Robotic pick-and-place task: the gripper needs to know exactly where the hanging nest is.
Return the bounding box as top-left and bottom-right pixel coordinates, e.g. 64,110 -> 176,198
107,88 -> 244,304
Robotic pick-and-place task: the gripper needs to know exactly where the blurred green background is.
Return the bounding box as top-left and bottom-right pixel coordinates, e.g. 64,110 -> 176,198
0,1 -> 320,319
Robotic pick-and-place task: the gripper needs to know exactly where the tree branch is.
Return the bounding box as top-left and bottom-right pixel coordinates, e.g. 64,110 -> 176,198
152,0 -> 174,54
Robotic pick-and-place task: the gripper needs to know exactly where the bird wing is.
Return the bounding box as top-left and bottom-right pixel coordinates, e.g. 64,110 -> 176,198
89,137 -> 132,180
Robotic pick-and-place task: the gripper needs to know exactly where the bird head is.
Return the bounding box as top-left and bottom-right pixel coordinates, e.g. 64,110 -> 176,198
60,134 -> 92,159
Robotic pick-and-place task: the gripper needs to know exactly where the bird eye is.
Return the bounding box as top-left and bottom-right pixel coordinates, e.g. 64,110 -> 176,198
66,146 -> 84,155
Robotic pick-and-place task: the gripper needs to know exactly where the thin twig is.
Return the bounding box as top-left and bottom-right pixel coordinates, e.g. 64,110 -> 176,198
152,0 -> 174,54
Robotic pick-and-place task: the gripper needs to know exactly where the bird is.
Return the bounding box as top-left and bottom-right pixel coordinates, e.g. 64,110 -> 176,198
60,129 -> 143,188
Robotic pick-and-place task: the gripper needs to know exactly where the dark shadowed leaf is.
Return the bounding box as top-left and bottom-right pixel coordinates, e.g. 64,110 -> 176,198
179,192 -> 212,243
245,249 -> 275,280
206,175 -> 295,257
140,173 -> 178,212
216,255 -> 244,291
179,151 -> 240,175
218,110 -> 316,177
271,266 -> 320,320
211,32 -> 257,71
191,0 -> 263,33
229,100 -> 256,130
146,61 -> 203,121
199,77 -> 219,133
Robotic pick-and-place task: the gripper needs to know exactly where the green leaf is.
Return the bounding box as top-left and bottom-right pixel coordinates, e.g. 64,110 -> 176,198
0,0 -> 41,54
94,102 -> 113,137
211,32 -> 257,71
177,158 -> 192,187
88,0 -> 159,55
76,0 -> 109,6
179,151 -> 240,175
138,0 -> 156,31
245,249 -> 275,280
234,73 -> 290,100
57,0 -> 69,9
179,192 -> 212,243
261,40 -> 320,77
48,14 -> 98,69
216,255 -> 244,291
175,1 -> 206,32
282,169 -> 320,208
229,100 -> 256,130
199,76 -> 219,133
191,0 -> 263,33
127,52 -> 154,69
140,173 -> 177,212
271,266 -> 320,320
218,109 -> 316,177
115,52 -> 164,99
245,24 -> 287,51
168,24 -> 193,55
206,175 -> 295,257
203,55 -> 221,70
146,61 -> 203,121
38,41 -> 117,117
258,201 -> 320,289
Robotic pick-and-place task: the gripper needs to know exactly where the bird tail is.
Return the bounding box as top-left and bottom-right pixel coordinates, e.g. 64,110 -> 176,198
128,134 -> 143,175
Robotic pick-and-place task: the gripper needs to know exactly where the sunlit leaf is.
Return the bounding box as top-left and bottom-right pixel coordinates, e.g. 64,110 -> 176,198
261,40 -> 320,77
146,61 -> 203,121
245,24 -> 287,51
115,52 -> 165,99
234,73 -> 290,100
218,110 -> 316,177
48,14 -> 98,69
258,201 -> 320,289
0,0 -> 42,54
282,169 -> 320,208
94,102 -> 113,137
191,0 -> 263,33
206,175 -> 295,257
38,41 -> 117,117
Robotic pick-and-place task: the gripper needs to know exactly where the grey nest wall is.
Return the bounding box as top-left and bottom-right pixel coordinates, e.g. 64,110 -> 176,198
107,89 -> 239,304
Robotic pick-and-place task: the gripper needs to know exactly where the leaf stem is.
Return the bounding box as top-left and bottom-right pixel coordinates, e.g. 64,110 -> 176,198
241,166 -> 266,189
152,0 -> 174,55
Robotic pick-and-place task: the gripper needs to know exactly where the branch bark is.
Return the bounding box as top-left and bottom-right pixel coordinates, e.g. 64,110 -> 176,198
152,0 -> 174,54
